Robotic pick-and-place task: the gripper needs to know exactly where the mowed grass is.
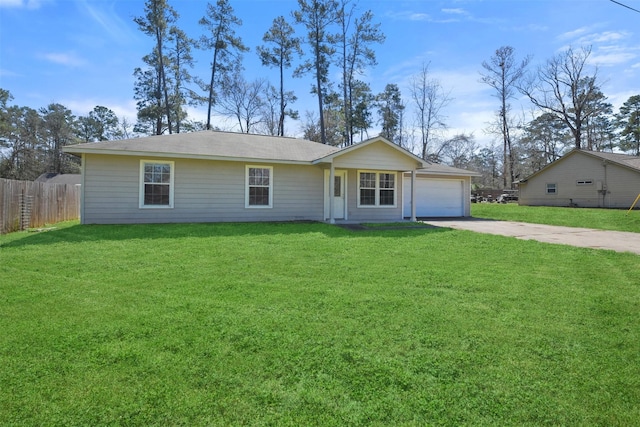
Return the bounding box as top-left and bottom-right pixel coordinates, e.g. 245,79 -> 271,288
1,221 -> 640,425
472,203 -> 640,232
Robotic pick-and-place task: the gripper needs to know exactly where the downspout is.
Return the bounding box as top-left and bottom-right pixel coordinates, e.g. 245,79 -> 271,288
80,153 -> 86,224
411,169 -> 417,222
329,162 -> 335,224
602,160 -> 608,208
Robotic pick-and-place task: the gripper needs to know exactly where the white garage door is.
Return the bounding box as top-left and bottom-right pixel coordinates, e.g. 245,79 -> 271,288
403,177 -> 464,217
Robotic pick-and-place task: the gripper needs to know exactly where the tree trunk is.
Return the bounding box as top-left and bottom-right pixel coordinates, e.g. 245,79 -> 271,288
206,44 -> 220,131
156,28 -> 172,134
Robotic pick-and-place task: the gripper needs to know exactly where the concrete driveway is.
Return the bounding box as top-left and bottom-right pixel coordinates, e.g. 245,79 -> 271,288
422,218 -> 640,255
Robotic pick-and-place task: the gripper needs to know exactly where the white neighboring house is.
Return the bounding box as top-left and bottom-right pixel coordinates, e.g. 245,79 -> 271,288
518,149 -> 640,208
63,130 -> 478,224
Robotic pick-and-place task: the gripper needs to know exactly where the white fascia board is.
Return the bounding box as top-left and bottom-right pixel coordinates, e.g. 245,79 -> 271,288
62,147 -> 313,165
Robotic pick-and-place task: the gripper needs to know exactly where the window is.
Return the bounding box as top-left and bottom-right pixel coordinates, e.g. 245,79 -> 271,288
140,160 -> 174,208
358,171 -> 397,207
334,176 -> 342,197
246,166 -> 273,208
379,173 -> 395,206
359,172 -> 376,205
546,183 -> 557,194
576,179 -> 593,185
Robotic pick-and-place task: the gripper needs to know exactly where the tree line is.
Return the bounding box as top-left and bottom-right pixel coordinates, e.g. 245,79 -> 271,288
1,0 -> 639,188
478,45 -> 640,189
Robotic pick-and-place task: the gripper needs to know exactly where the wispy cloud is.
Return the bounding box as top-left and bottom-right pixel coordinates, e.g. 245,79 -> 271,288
386,11 -> 432,21
75,0 -> 136,44
386,6 -> 500,25
0,0 -> 48,9
557,26 -> 594,41
442,8 -> 468,16
557,27 -> 637,67
589,51 -> 637,67
40,52 -> 87,67
64,98 -> 138,121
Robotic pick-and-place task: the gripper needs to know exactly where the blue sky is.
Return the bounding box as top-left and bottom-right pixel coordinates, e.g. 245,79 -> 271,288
1,0 -> 639,147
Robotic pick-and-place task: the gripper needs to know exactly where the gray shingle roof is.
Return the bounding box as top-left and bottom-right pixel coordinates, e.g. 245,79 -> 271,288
582,150 -> 640,171
65,130 -> 483,177
64,130 -> 341,163
35,173 -> 82,185
520,148 -> 640,182
416,162 -> 480,177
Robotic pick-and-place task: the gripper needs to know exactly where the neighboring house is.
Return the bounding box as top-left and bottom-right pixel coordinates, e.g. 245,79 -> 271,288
35,173 -> 82,186
63,131 -> 477,224
518,149 -> 640,208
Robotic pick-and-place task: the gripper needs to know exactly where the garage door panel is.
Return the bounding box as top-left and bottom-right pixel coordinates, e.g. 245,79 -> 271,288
404,177 -> 464,217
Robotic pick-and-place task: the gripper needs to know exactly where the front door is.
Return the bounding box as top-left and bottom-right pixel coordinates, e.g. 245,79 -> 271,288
325,170 -> 347,220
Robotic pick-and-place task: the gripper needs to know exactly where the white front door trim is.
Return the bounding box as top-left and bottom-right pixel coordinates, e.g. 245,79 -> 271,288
324,169 -> 347,221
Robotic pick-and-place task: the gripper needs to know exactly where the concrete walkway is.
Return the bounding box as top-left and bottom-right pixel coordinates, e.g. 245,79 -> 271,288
423,218 -> 640,255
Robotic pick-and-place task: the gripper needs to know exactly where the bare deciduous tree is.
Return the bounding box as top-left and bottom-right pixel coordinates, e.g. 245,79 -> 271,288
409,62 -> 451,160
480,46 -> 530,188
520,46 -> 606,150
217,75 -> 268,134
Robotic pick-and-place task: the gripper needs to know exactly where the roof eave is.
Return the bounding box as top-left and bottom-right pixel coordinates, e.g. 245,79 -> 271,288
62,147 -> 314,165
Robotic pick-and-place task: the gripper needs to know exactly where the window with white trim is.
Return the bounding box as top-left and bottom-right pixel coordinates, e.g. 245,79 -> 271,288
546,183 -> 557,194
576,179 -> 593,185
140,160 -> 174,208
246,166 -> 273,208
358,171 -> 397,207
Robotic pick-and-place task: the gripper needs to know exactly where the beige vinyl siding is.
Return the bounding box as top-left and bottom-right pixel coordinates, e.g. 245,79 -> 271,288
601,162 -> 640,208
327,141 -> 419,222
519,152 -> 640,208
333,140 -> 420,170
343,170 -> 404,222
82,154 -> 324,224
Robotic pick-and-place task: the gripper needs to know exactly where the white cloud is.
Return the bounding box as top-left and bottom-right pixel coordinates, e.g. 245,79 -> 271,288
557,26 -> 593,41
0,68 -> 20,77
589,51 -> 637,67
0,0 -> 22,6
442,8 -> 468,15
75,0 -> 137,44
0,0 -> 48,9
64,98 -> 137,122
606,89 -> 639,110
588,30 -> 631,43
40,52 -> 87,67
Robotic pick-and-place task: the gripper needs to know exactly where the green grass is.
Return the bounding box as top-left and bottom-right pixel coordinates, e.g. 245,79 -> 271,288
472,203 -> 640,232
1,221 -> 640,425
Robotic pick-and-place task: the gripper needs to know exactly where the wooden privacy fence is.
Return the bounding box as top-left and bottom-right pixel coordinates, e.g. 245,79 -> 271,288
0,178 -> 81,234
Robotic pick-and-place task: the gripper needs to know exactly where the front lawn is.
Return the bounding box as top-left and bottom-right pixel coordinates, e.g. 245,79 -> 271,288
1,221 -> 639,425
472,203 -> 640,232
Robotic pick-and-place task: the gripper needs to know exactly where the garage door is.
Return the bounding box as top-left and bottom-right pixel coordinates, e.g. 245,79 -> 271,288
403,177 -> 464,217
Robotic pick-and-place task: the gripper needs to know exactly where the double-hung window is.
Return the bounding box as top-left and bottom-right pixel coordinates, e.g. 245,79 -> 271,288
546,183 -> 557,194
358,171 -> 396,207
140,160 -> 174,208
246,166 -> 273,208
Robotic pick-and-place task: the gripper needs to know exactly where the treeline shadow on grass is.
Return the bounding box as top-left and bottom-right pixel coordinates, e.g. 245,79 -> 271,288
1,221 -> 452,249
